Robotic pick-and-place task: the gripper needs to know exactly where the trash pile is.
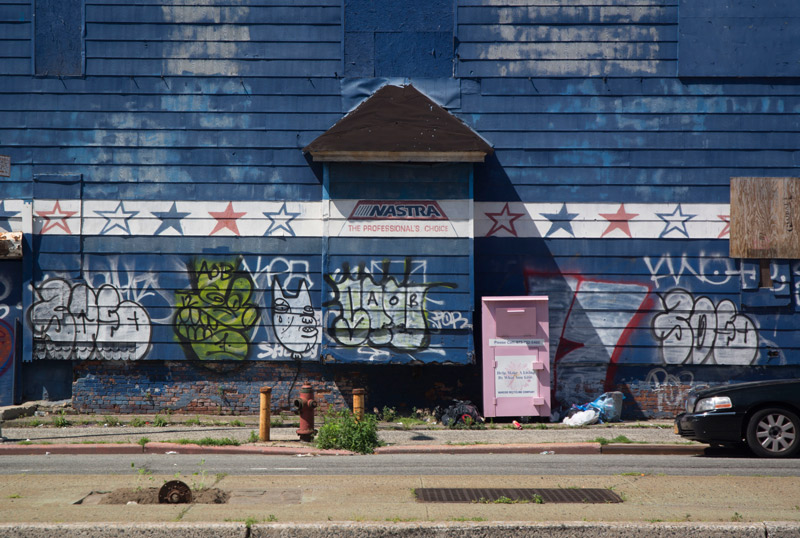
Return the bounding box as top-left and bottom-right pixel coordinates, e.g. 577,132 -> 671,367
434,399 -> 484,427
562,391 -> 624,426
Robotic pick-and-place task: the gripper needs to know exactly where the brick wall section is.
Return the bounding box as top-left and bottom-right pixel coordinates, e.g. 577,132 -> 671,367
73,361 -> 358,415
72,361 -> 482,416
611,381 -> 693,420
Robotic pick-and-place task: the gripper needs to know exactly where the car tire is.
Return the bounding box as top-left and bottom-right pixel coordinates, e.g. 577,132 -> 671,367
746,408 -> 800,458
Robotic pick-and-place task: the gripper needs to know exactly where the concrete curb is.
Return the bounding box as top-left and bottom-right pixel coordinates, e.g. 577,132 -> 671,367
375,442 -> 602,455
601,443 -> 708,456
0,521 -> 795,538
143,442 -> 353,456
0,441 -> 706,456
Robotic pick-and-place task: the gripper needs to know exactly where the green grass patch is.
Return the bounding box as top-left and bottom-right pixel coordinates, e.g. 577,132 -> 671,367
230,419 -> 246,427
171,437 -> 240,446
129,417 -> 146,427
592,435 -> 634,445
184,415 -> 202,426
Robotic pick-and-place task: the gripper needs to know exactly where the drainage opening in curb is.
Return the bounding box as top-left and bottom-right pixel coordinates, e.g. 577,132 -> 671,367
415,488 -> 622,504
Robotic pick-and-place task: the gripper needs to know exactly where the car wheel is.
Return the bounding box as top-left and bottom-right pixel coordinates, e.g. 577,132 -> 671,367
746,408 -> 800,458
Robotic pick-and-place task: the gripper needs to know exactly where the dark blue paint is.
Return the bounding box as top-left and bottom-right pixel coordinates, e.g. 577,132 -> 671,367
679,0 -> 800,77
34,0 -> 83,76
344,0 -> 454,77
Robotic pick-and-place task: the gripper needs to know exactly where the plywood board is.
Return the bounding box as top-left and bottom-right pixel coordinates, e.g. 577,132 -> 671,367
730,177 -> 800,258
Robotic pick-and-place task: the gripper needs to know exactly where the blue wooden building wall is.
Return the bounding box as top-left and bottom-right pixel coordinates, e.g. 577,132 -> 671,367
1,0 -> 799,416
461,0 -> 800,416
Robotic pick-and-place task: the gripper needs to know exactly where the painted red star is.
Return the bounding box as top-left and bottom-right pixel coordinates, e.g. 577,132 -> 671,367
717,214 -> 730,238
485,202 -> 524,237
37,200 -> 78,235
599,203 -> 638,238
209,202 -> 246,236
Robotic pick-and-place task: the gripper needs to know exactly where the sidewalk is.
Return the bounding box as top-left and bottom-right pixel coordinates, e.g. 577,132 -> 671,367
0,401 -> 698,456
4,403 -> 799,536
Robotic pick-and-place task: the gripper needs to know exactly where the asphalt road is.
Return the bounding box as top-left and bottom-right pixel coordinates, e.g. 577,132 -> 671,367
2,452 -> 799,477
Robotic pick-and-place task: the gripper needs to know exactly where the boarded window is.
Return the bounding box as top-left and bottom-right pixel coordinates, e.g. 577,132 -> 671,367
730,177 -> 800,259
679,0 -> 800,77
34,0 -> 84,76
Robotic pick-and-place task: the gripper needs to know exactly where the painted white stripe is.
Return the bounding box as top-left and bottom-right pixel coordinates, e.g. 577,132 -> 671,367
6,199 -> 733,239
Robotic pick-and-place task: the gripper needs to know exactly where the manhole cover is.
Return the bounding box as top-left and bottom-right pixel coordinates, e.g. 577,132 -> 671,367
415,488 -> 621,504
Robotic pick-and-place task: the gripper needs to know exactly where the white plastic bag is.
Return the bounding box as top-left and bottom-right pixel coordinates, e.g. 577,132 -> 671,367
562,408 -> 599,426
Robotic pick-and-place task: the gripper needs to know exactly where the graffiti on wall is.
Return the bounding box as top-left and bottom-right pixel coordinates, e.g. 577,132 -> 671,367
0,273 -> 11,321
325,258 -> 456,352
645,367 -> 695,412
271,277 -> 319,359
525,271 -> 651,403
30,278 -> 151,360
174,257 -> 260,360
651,288 -> 758,366
644,253 -> 740,289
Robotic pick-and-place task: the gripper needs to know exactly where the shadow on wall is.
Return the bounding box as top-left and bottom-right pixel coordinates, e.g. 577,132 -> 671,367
474,153 -> 521,202
22,360 -> 73,401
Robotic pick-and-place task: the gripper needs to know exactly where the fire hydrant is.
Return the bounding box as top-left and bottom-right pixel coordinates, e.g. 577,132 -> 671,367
293,383 -> 317,442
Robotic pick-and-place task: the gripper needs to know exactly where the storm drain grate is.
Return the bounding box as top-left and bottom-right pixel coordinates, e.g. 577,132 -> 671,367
415,488 -> 622,504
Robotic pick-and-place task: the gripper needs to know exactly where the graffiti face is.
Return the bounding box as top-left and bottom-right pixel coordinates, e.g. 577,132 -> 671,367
652,289 -> 758,366
324,259 -> 455,352
174,258 -> 260,361
30,278 -> 151,360
272,278 -> 319,359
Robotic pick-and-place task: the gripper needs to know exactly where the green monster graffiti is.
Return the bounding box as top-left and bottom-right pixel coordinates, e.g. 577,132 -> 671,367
174,257 -> 260,361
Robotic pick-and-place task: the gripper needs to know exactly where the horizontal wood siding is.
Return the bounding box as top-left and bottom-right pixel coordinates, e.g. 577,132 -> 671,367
0,1 -> 30,75
0,0 -> 343,197
462,0 -> 800,415
457,1 -> 678,78
324,238 -> 473,364
31,237 -> 324,362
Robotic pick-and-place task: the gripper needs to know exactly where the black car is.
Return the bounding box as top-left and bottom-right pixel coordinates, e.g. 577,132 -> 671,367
675,379 -> 800,457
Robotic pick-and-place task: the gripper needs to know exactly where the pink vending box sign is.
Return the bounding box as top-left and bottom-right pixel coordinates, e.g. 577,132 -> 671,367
481,296 -> 550,418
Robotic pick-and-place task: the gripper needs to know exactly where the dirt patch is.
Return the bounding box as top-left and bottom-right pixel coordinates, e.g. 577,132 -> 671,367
99,487 -> 229,504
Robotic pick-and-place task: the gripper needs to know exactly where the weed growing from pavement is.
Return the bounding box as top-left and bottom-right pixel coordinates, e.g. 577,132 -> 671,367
591,435 -> 634,445
386,517 -> 419,522
316,409 -> 381,454
228,515 -> 278,528
8,494 -> 21,499
131,462 -> 155,491
137,437 -> 150,448
129,417 -> 146,427
184,415 -> 202,426
170,437 -> 240,447
153,414 -> 168,427
52,411 -> 70,428
174,506 -> 191,521
27,418 -> 42,427
230,419 -> 246,427
449,517 -> 488,522
248,430 -> 259,443
731,512 -> 744,522
102,415 -> 121,427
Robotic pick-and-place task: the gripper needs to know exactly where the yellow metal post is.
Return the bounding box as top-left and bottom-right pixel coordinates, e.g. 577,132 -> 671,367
259,386 -> 272,441
353,388 -> 366,421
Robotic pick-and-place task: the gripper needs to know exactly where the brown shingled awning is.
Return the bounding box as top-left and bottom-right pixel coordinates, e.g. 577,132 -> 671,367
303,84 -> 493,163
